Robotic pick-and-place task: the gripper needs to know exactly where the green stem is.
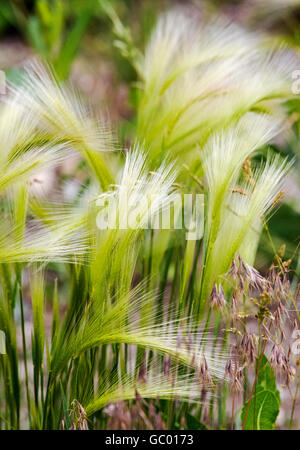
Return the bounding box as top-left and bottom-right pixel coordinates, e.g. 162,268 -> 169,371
242,339 -> 267,430
18,282 -> 31,427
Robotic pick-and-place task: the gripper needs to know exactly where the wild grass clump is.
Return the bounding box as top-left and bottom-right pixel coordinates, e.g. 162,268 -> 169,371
0,5 -> 299,430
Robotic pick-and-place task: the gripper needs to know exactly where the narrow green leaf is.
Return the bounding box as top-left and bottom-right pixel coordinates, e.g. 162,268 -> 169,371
27,16 -> 48,57
186,413 -> 208,430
